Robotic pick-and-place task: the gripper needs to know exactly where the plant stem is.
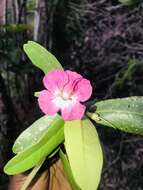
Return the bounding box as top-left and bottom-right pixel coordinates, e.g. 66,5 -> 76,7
86,111 -> 116,129
21,157 -> 46,190
86,112 -> 101,122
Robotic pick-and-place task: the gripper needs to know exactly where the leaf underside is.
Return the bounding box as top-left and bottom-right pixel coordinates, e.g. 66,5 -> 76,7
23,41 -> 63,73
64,119 -> 103,190
4,117 -> 64,175
13,114 -> 62,154
60,149 -> 81,190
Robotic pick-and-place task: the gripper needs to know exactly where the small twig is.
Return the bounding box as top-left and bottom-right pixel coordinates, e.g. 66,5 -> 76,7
106,4 -> 124,11
103,134 -> 124,173
21,158 -> 46,190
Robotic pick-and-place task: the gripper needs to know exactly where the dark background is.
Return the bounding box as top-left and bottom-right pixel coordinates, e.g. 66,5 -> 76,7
0,0 -> 143,189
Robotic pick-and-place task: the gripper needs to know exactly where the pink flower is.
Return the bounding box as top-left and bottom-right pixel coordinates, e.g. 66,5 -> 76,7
38,70 -> 92,120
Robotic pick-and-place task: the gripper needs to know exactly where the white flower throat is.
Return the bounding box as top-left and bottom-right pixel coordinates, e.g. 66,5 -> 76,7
52,89 -> 76,109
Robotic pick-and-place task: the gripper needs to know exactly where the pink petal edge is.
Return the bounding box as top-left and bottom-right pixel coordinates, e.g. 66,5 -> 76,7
43,70 -> 68,92
66,70 -> 83,82
63,70 -> 83,94
74,78 -> 92,102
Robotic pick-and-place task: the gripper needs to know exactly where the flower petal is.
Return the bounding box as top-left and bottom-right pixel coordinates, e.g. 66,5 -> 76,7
38,90 -> 59,115
43,70 -> 68,92
61,101 -> 86,120
64,70 -> 83,94
74,78 -> 92,102
66,70 -> 83,82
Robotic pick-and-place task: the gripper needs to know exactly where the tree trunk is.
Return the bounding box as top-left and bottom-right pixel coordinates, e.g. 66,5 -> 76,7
34,0 -> 48,46
0,0 -> 6,25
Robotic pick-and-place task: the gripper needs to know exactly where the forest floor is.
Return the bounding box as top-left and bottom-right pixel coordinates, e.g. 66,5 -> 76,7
62,1 -> 143,189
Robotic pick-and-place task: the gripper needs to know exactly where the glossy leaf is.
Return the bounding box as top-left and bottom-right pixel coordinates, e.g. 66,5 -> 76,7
4,118 -> 64,175
91,97 -> 143,135
13,114 -> 62,154
23,41 -> 63,74
59,149 -> 81,190
64,119 -> 103,190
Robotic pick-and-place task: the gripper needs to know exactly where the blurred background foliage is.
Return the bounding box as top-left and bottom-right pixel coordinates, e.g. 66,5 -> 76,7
0,0 -> 143,189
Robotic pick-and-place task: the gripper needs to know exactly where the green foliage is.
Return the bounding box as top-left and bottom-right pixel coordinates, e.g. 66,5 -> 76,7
26,0 -> 36,13
89,97 -> 143,135
2,24 -> 33,33
64,119 -> 103,190
4,117 -> 64,175
60,149 -> 81,190
106,59 -> 143,97
115,59 -> 141,88
23,41 -> 63,74
118,0 -> 140,5
13,114 -> 63,154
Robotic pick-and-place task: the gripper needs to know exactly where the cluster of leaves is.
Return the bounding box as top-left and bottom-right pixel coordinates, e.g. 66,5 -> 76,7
4,42 -> 103,190
4,42 -> 143,190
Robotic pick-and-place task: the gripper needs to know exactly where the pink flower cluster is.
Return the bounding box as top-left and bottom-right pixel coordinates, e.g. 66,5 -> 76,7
38,70 -> 92,120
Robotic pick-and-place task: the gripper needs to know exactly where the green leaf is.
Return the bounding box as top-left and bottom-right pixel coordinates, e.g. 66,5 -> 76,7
64,119 -> 103,190
90,97 -> 143,135
23,41 -> 63,74
13,114 -> 62,154
118,0 -> 139,6
4,117 -> 64,175
3,24 -> 33,32
59,149 -> 81,190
